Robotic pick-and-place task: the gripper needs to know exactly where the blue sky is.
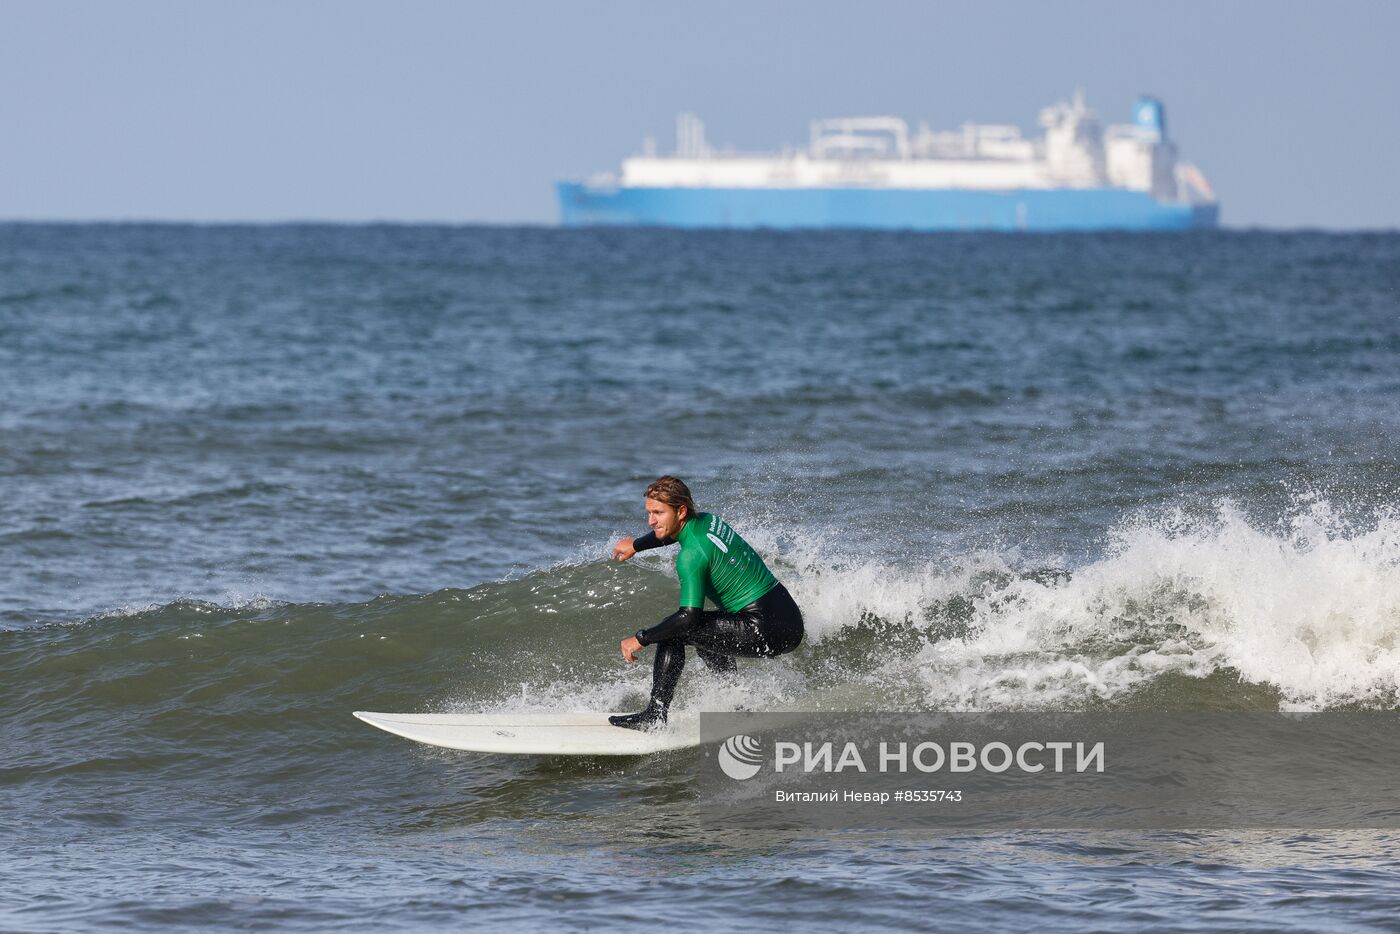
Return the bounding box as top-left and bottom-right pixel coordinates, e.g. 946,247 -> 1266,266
1,0 -> 1396,227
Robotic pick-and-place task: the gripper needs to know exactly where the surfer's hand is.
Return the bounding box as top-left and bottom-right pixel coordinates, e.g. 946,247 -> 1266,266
621,636 -> 643,663
612,538 -> 637,561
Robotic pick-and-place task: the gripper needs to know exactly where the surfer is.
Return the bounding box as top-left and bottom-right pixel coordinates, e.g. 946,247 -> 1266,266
608,476 -> 803,730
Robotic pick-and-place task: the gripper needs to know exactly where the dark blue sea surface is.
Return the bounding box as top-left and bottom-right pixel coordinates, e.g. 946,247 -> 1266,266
3,225 -> 1399,929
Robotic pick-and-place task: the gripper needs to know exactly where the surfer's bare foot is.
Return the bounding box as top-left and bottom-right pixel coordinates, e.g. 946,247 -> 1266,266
608,702 -> 667,731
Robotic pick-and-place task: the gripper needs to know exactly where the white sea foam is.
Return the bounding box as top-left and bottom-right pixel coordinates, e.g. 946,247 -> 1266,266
787,500 -> 1400,710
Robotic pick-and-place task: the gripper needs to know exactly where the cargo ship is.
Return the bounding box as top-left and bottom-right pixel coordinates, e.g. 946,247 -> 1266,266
557,93 -> 1218,231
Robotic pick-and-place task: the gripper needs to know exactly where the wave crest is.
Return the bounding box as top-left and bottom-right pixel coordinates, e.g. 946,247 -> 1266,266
780,499 -> 1400,710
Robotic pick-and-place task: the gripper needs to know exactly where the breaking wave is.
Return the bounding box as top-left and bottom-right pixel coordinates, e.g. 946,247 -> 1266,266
5,498 -> 1397,773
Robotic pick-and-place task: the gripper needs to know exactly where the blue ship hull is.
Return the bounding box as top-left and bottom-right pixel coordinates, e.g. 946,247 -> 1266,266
557,183 -> 1218,231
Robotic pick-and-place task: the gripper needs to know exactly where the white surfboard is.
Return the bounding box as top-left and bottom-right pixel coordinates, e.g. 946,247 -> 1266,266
352,710 -> 701,755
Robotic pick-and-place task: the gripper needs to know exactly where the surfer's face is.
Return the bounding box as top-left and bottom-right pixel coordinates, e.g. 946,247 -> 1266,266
645,497 -> 687,539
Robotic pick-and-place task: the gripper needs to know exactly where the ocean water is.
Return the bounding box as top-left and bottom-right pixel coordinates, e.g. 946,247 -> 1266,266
3,224 -> 1399,930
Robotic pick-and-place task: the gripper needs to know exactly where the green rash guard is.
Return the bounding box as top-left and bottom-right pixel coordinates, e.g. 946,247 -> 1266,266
675,513 -> 777,612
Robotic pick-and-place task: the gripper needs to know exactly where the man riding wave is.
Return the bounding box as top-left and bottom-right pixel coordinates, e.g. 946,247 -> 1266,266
609,476 -> 804,730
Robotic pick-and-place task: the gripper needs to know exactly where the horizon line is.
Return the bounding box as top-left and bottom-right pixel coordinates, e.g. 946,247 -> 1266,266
1,218 -> 1397,234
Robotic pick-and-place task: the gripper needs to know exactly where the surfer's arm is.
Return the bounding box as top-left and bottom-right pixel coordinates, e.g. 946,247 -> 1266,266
612,531 -> 675,561
626,544 -> 704,650
635,606 -> 703,646
632,531 -> 674,551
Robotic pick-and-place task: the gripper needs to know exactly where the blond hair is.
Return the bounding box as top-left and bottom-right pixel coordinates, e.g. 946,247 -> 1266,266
644,475 -> 698,521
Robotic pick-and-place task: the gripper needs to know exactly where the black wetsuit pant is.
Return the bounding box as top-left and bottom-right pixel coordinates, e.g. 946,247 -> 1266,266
648,583 -> 803,708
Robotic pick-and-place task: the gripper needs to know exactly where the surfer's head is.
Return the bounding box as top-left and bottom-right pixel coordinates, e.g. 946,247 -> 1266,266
645,475 -> 697,538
